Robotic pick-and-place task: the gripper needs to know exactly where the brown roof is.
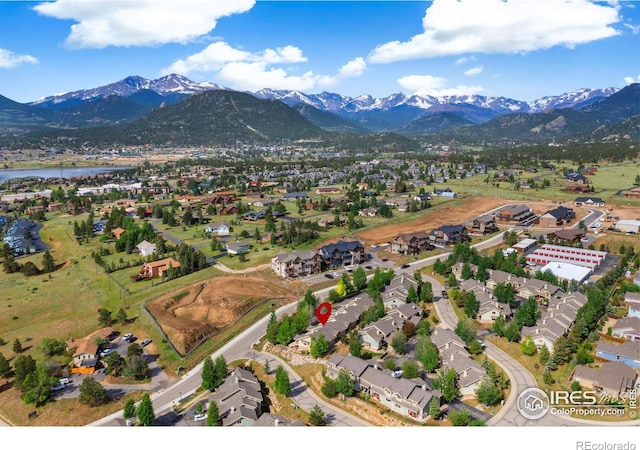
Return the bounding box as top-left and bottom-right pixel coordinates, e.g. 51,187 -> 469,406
66,327 -> 114,357
144,257 -> 181,268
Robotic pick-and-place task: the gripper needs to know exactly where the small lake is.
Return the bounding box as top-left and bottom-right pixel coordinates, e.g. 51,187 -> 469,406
0,166 -> 134,183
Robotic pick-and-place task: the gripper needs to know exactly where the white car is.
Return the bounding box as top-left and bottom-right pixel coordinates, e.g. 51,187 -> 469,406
122,333 -> 133,341
193,413 -> 207,422
99,349 -> 113,358
59,377 -> 71,385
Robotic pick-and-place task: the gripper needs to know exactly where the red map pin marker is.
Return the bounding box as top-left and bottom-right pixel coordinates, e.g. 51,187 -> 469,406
316,302 -> 332,326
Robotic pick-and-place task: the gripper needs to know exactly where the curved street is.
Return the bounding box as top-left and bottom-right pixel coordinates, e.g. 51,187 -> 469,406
87,204 -> 638,428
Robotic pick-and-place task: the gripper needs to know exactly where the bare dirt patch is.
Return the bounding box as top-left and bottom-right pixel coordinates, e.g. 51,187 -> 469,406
353,197 -> 509,245
147,275 -> 298,355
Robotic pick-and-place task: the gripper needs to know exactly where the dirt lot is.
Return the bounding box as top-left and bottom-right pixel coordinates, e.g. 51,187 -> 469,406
147,275 -> 298,355
353,197 -> 562,245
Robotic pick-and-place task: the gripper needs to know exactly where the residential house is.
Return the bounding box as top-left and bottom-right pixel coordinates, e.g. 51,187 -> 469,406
219,204 -> 238,215
66,327 -> 114,374
326,354 -> 441,421
464,214 -> 498,235
318,239 -> 365,268
358,207 -> 379,217
317,215 -> 346,228
413,193 -> 432,202
111,227 -> 126,239
135,240 -> 157,257
538,206 -> 576,228
452,262 -> 479,281
205,222 -> 230,236
595,340 -> 640,369
315,187 -> 341,195
570,362 -> 638,399
565,172 -> 588,184
440,347 -> 489,396
209,367 -> 265,426
281,192 -> 308,202
390,231 -> 432,255
134,257 -> 181,280
428,224 -> 469,247
611,317 -> 640,341
547,228 -> 586,243
271,250 -> 322,279
226,241 -> 251,255
253,413 -> 304,427
495,204 -> 535,224
292,294 -> 375,350
381,275 -> 420,309
485,270 -> 525,291
574,196 -> 605,207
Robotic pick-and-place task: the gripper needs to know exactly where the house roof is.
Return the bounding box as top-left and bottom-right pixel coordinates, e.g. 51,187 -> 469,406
144,257 -> 181,269
136,240 -> 156,253
613,316 -> 640,333
319,239 -> 364,254
253,413 -> 305,427
596,340 -> 640,360
572,362 -> 637,394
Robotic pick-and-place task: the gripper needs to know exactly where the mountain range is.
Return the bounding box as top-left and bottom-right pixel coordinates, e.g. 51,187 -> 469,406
0,74 -> 637,147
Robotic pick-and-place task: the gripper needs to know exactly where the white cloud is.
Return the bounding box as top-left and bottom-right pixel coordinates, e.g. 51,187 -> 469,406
623,23 -> 640,34
455,56 -> 476,65
464,66 -> 483,76
369,0 -> 621,63
398,74 -> 484,97
33,0 -> 255,48
623,75 -> 640,84
0,48 -> 38,69
162,42 -> 366,92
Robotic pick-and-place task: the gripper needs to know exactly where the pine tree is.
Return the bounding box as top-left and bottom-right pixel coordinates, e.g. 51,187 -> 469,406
274,366 -> 291,396
428,396 -> 441,420
0,352 -> 10,378
202,357 -> 216,391
42,250 -> 55,273
308,404 -> 326,426
206,400 -> 220,426
266,312 -> 279,344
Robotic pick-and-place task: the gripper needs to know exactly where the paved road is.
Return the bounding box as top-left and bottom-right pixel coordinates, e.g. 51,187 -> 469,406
88,283 -> 370,427
88,204 -> 630,428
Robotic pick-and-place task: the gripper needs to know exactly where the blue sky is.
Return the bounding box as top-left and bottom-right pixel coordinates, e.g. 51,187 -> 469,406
0,0 -> 639,103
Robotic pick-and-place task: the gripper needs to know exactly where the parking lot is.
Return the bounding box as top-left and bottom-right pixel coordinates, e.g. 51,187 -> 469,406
48,331 -> 166,401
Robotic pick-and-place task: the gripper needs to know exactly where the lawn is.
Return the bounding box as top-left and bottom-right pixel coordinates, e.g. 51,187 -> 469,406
436,159 -> 640,208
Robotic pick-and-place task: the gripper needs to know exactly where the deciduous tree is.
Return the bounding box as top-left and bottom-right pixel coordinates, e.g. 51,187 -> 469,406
136,392 -> 155,426
79,376 -> 108,407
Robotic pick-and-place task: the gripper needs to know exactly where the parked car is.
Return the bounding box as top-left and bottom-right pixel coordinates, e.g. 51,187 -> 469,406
122,333 -> 133,342
324,273 -> 334,279
58,377 -> 71,385
193,413 -> 207,422
99,349 -> 113,358
365,266 -> 373,270
140,339 -> 152,347
50,383 -> 65,391
400,264 -> 410,269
